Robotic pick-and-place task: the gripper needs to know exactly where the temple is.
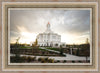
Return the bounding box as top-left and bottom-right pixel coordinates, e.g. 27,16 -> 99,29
36,22 -> 61,47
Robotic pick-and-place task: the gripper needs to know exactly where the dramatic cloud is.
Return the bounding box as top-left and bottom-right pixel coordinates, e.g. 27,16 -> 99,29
10,8 -> 90,44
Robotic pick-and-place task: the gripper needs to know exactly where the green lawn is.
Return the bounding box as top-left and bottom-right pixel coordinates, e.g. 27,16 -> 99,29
19,46 -> 32,49
39,48 -> 46,51
39,47 -> 60,52
46,47 -> 60,51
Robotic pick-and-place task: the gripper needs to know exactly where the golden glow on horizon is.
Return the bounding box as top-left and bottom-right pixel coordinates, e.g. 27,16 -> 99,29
11,32 -> 37,44
61,34 -> 88,44
19,32 -> 37,44
10,32 -> 89,45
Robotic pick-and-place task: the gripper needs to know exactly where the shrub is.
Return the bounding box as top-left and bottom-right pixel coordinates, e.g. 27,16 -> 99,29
38,57 -> 44,62
48,59 -> 54,63
57,60 -> 60,63
10,56 -> 25,63
41,60 -> 45,63
31,57 -> 36,61
27,56 -> 32,62
63,60 -> 67,63
22,56 -> 27,60
72,60 -> 75,63
87,60 -> 90,63
41,59 -> 47,63
78,61 -> 82,63
45,57 -> 49,61
38,57 -> 42,61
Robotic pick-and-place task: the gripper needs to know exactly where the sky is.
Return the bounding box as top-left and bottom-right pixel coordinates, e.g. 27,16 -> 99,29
10,8 -> 90,44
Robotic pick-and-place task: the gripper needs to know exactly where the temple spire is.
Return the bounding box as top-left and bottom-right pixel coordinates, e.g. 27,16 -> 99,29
48,22 -> 50,24
47,22 -> 50,31
45,22 -> 53,33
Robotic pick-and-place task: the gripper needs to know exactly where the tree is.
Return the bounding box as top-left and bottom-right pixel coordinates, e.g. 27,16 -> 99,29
15,37 -> 20,49
16,37 -> 20,44
15,37 -> 20,57
60,45 -> 63,55
76,45 -> 80,56
84,38 -> 90,62
33,39 -> 38,46
35,39 -> 38,45
32,39 -> 38,47
80,43 -> 90,62
76,48 -> 79,56
84,44 -> 90,62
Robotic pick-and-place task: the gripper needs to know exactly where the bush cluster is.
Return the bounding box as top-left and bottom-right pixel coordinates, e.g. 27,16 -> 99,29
10,56 -> 36,63
38,57 -> 54,63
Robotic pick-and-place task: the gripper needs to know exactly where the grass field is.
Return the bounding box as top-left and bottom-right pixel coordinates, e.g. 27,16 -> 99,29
46,47 -> 60,51
38,48 -> 46,51
19,46 -> 32,49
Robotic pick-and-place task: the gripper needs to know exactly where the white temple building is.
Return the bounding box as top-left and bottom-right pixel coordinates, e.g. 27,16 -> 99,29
36,22 -> 63,47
